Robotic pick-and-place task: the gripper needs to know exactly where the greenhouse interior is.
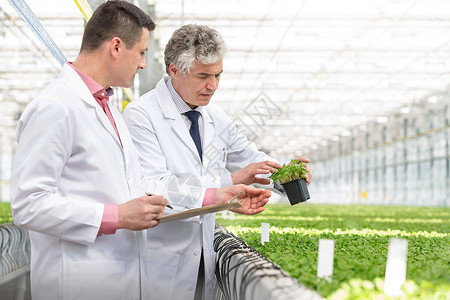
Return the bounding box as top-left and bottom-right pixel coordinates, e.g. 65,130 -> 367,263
0,0 -> 449,299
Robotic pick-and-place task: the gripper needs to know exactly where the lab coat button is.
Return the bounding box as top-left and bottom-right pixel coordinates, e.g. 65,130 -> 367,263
194,249 -> 199,256
188,286 -> 193,291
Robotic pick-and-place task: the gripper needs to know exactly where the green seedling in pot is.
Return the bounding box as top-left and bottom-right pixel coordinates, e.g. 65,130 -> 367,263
269,159 -> 309,184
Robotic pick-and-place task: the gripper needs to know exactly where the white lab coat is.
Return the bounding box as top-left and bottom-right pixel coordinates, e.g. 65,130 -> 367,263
10,64 -> 160,300
123,76 -> 274,300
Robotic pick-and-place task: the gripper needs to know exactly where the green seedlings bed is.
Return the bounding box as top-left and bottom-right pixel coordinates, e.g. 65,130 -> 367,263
218,203 -> 450,299
0,202 -> 12,224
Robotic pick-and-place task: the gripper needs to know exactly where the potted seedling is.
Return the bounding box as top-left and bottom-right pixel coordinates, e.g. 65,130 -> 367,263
269,159 -> 310,205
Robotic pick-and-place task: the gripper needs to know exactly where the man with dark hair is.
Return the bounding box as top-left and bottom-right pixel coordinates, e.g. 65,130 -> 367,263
80,0 -> 155,52
11,2 -> 271,299
11,2 -> 163,299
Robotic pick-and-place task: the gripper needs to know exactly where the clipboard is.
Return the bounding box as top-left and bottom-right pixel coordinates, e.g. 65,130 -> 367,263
158,197 -> 242,223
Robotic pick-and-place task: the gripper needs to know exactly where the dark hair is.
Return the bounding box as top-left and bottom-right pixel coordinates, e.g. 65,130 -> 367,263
80,0 -> 155,52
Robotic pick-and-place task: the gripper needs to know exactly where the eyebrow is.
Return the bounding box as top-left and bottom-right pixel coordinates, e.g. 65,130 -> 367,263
196,70 -> 223,76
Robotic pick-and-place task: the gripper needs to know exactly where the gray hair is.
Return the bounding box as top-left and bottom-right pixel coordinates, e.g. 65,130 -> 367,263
164,24 -> 227,76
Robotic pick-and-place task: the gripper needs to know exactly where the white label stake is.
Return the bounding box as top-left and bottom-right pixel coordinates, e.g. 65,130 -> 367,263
221,210 -> 227,219
384,238 -> 408,296
317,239 -> 334,281
229,211 -> 235,220
261,223 -> 269,245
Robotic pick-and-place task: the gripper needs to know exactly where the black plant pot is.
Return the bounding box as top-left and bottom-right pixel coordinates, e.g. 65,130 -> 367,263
281,178 -> 310,205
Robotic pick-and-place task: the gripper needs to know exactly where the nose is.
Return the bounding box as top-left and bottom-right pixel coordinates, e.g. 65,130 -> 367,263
205,76 -> 219,91
139,56 -> 147,70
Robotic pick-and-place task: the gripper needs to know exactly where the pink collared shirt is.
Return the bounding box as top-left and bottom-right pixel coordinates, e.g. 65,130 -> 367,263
69,62 -> 122,146
68,62 -> 118,236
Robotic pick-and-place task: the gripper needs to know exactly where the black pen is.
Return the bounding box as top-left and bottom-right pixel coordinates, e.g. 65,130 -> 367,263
145,193 -> 173,209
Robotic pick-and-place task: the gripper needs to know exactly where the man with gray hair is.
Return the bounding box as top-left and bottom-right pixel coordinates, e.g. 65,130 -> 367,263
123,24 -> 312,299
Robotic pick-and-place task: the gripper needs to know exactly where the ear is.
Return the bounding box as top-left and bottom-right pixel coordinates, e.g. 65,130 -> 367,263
168,64 -> 179,78
110,37 -> 122,59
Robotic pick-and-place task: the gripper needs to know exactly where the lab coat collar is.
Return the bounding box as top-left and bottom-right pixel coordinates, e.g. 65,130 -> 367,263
158,77 -> 180,120
199,105 -> 214,160
156,76 -> 215,165
60,63 -> 98,107
60,64 -> 125,152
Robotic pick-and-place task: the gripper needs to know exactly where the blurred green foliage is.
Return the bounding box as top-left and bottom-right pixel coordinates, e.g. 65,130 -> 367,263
0,202 -> 12,224
218,203 -> 450,299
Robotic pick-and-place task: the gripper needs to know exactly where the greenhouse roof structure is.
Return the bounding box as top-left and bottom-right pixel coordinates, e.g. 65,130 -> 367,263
1,0 -> 450,160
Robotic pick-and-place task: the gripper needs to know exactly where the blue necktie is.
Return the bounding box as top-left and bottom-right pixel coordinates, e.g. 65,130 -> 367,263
185,110 -> 202,161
